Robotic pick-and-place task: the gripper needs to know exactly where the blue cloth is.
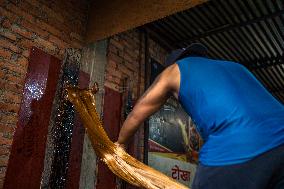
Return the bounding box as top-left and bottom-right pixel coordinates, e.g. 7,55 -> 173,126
177,57 -> 284,166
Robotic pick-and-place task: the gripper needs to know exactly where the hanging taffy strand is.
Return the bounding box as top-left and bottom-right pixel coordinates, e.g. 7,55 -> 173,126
65,86 -> 189,189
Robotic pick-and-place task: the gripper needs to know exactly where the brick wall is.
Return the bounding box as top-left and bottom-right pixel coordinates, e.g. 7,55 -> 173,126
106,30 -> 168,98
0,0 -> 89,187
148,38 -> 168,66
106,29 -> 169,161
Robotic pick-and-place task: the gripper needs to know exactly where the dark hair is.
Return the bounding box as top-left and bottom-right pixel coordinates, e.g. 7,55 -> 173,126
165,43 -> 208,66
178,43 -> 208,60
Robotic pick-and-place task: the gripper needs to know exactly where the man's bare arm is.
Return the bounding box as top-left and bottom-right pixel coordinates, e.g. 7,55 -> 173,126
117,64 -> 180,146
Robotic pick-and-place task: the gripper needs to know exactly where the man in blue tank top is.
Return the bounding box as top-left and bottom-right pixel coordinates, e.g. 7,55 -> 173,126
116,43 -> 284,189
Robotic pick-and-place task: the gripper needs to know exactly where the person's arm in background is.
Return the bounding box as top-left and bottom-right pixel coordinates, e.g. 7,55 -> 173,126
116,64 -> 180,148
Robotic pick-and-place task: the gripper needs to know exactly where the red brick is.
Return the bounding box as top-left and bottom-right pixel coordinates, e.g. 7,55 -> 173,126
124,61 -> 137,71
0,79 -> 5,88
0,7 -> 18,23
71,39 -> 83,48
0,152 -> 8,165
0,173 -> 6,187
125,48 -> 139,58
1,91 -> 22,104
117,65 -> 133,76
68,19 -> 84,35
0,60 -> 26,76
16,56 -> 28,69
40,6 -> 65,23
104,80 -> 120,92
47,10 -> 65,24
49,35 -> 69,49
0,153 -> 9,166
0,38 -> 20,53
0,79 -> 23,94
106,67 -> 122,78
0,0 -> 90,184
18,38 -> 34,49
0,48 -> 12,59
0,113 -> 18,125
0,70 -> 4,78
108,44 -> 119,55
0,0 -> 6,5
106,73 -> 122,84
1,67 -> 21,79
70,32 -> 84,43
11,24 -> 33,39
0,167 -> 7,175
0,146 -> 10,157
35,19 -> 62,37
0,179 -> 4,189
22,0 -> 37,7
11,0 -> 43,21
33,36 -> 56,52
2,74 -> 25,87
108,53 -> 123,64
1,17 -> 12,28
123,53 -> 136,63
0,102 -> 20,113
125,48 -> 139,57
108,59 -> 118,69
110,38 -> 124,50
149,48 -> 155,56
0,124 -> 15,136
0,28 -> 17,41
58,49 -> 65,59
122,39 -> 138,50
21,49 -> 30,58
21,19 -> 49,39
48,16 -> 70,32
5,2 -> 34,22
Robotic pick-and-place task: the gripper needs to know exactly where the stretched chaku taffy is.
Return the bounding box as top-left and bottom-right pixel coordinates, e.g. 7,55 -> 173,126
65,85 -> 189,189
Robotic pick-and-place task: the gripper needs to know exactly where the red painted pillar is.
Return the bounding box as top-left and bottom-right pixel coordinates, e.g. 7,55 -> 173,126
4,47 -> 61,189
96,87 -> 122,189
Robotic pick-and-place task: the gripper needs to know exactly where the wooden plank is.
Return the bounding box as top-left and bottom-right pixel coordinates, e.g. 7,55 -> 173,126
86,0 -> 208,42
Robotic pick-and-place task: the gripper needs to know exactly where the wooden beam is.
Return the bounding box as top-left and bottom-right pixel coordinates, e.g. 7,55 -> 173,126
86,0 -> 207,42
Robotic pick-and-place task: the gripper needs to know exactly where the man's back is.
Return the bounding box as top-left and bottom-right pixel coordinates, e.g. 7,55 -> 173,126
177,57 -> 284,166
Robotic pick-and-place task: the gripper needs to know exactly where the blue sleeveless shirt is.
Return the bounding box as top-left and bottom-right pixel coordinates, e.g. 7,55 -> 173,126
177,57 -> 284,166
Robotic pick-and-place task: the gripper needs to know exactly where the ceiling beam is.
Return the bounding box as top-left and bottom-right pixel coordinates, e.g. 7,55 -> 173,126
174,9 -> 284,46
86,0 -> 208,42
247,55 -> 284,70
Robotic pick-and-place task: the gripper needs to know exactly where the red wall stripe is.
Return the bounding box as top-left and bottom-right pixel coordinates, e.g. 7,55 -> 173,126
4,47 -> 61,189
96,87 -> 122,189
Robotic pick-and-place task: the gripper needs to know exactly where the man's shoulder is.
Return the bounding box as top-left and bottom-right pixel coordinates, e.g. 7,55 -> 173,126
160,63 -> 180,97
163,63 -> 179,77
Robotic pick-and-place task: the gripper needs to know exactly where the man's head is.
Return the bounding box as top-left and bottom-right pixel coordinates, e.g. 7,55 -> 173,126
165,43 -> 208,66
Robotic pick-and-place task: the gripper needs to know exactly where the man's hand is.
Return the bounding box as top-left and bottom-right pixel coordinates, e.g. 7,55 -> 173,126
114,142 -> 126,151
